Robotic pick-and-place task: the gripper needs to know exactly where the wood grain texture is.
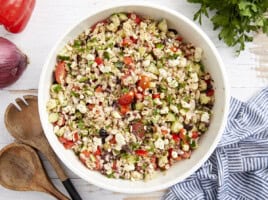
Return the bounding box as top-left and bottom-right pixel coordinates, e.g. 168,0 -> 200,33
0,0 -> 267,199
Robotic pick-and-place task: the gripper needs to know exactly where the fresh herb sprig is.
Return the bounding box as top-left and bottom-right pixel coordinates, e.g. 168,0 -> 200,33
187,0 -> 268,53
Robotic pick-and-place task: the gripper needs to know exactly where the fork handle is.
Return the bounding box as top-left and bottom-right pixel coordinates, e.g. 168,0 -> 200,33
62,179 -> 82,200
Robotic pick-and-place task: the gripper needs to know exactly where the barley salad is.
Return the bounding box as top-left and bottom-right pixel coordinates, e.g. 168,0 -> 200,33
46,12 -> 215,181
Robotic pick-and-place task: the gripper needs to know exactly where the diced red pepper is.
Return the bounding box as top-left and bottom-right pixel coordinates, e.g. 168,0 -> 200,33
123,56 -> 133,65
179,129 -> 188,142
135,149 -> 148,156
94,146 -> 102,156
95,158 -> 101,170
119,104 -> 131,115
128,13 -> 142,24
206,89 -> 214,97
130,36 -> 138,44
95,57 -> 103,65
55,62 -> 66,84
152,93 -> 160,99
191,131 -> 199,139
176,36 -> 183,41
172,134 -> 180,142
118,91 -> 135,105
110,135 -> 117,144
150,156 -> 157,169
91,19 -> 108,32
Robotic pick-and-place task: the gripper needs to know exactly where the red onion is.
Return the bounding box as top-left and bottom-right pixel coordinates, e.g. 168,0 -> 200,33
0,37 -> 28,88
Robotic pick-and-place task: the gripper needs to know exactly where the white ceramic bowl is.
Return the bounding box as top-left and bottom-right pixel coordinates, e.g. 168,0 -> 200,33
39,2 -> 229,194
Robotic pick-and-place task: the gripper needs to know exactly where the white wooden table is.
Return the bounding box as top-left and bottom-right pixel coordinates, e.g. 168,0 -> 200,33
0,0 -> 267,199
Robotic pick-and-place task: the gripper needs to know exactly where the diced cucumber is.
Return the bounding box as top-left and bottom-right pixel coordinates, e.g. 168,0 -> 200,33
79,77 -> 89,83
157,19 -> 168,33
46,99 -> 57,110
135,102 -> 144,110
118,13 -> 128,21
156,43 -> 164,49
166,113 -> 176,122
152,114 -> 161,124
171,121 -> 183,133
199,80 -> 207,91
48,113 -> 59,123
109,14 -> 120,26
200,93 -> 211,104
147,64 -> 159,75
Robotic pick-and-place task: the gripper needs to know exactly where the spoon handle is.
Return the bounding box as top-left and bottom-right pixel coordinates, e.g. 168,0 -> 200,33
62,179 -> 82,200
44,141 -> 82,200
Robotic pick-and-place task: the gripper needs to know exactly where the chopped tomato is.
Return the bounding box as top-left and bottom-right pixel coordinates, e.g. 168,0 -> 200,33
95,85 -> 103,93
87,104 -> 95,111
73,132 -> 79,142
95,158 -> 101,170
91,19 -> 108,32
95,57 -> 103,65
168,148 -> 173,158
128,13 -> 142,24
170,46 -> 178,52
179,129 -> 188,142
118,91 -> 135,105
122,38 -> 132,46
152,93 -> 160,99
119,104 -> 131,115
138,75 -> 150,90
150,156 -> 157,169
191,131 -> 199,139
176,36 -> 183,41
112,161 -> 117,170
161,129 -> 168,135
58,136 -> 68,144
181,151 -> 191,159
63,142 -> 74,149
79,157 -> 87,165
55,62 -> 66,84
81,150 -> 90,157
131,121 -> 145,138
206,89 -> 214,97
176,156 -> 182,161
172,134 -> 180,142
135,149 -> 148,156
123,56 -> 133,65
94,146 -> 102,156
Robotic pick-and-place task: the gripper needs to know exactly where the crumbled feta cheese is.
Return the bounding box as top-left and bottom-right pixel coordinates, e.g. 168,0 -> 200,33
182,143 -> 190,151
124,163 -> 135,171
171,151 -> 178,158
160,106 -> 169,114
170,105 -> 179,113
142,59 -> 150,67
168,59 -> 180,67
115,133 -> 126,146
194,47 -> 203,62
47,99 -> 57,110
191,73 -> 199,82
201,112 -> 210,123
112,111 -> 121,119
86,54 -> 95,61
99,65 -> 111,73
159,68 -> 167,78
93,137 -> 102,147
154,138 -> 165,150
179,57 -> 187,67
181,100 -> 191,108
168,79 -> 178,88
76,103 -> 87,114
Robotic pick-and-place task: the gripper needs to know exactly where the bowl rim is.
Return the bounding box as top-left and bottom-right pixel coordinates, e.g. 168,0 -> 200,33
38,2 -> 230,194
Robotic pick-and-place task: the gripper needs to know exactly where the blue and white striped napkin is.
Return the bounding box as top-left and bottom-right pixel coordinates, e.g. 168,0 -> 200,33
164,87 -> 268,200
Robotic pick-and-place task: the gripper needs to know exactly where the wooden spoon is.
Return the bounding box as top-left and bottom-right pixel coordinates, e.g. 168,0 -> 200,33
4,95 -> 82,200
0,143 -> 69,200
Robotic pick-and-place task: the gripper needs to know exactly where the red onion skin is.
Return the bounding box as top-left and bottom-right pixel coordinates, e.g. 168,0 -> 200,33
0,37 -> 28,88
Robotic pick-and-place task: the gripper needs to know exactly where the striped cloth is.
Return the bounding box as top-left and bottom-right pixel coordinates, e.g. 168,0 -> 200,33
164,87 -> 268,200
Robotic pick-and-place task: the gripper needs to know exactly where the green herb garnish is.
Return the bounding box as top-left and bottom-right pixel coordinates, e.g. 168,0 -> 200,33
188,0 -> 268,53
